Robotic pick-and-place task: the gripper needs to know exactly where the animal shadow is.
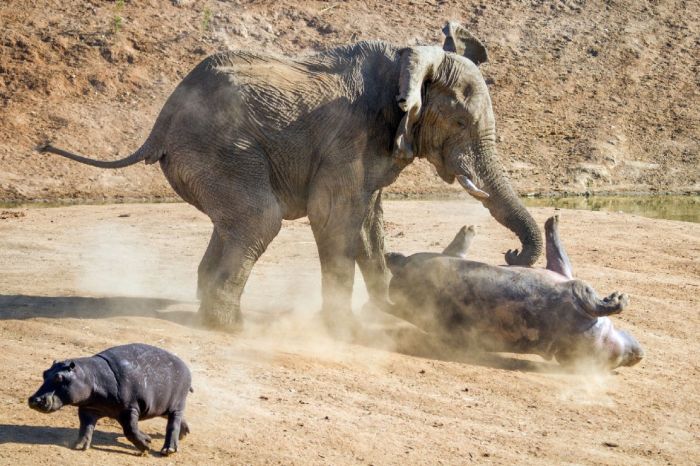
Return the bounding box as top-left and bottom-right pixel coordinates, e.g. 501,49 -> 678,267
0,295 -> 198,326
355,312 -> 567,374
0,424 -> 164,456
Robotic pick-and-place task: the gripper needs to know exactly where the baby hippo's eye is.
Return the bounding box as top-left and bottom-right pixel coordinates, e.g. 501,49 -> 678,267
53,374 -> 65,384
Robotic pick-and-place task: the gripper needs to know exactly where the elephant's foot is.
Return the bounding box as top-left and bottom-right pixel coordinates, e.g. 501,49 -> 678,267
198,296 -> 243,332
319,308 -> 362,342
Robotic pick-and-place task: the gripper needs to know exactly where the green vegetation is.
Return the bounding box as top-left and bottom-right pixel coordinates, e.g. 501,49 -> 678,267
202,7 -> 212,31
522,195 -> 700,223
113,0 -> 125,34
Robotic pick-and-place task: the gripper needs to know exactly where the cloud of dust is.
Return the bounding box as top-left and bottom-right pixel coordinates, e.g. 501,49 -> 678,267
71,222 -> 195,301
239,264 -> 402,371
555,365 -> 617,407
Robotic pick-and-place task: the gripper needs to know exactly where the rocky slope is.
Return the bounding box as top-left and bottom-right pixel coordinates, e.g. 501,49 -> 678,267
1,0 -> 698,201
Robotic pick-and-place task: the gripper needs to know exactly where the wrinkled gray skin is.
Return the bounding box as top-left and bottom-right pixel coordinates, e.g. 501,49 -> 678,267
39,22 -> 542,332
28,344 -> 192,456
385,216 -> 644,369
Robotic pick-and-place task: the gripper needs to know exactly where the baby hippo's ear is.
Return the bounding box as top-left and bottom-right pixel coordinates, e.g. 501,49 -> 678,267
385,252 -> 408,275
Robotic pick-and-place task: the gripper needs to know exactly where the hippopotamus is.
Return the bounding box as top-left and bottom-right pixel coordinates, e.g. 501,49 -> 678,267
28,343 -> 192,455
385,216 -> 644,369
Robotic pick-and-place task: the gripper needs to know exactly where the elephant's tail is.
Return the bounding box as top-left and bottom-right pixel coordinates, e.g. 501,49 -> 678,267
36,137 -> 162,169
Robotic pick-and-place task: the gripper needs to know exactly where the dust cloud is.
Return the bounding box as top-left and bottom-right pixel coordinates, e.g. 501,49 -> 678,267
70,222 -> 196,301
61,212 -> 622,417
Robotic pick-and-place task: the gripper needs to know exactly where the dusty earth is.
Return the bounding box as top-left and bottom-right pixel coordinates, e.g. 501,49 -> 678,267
0,200 -> 698,464
1,0 -> 698,202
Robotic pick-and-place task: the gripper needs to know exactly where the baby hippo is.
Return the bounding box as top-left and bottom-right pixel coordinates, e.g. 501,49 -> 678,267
385,216 -> 644,369
28,343 -> 192,455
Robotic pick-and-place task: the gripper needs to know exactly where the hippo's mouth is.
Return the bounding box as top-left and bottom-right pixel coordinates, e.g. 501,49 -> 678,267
28,393 -> 63,413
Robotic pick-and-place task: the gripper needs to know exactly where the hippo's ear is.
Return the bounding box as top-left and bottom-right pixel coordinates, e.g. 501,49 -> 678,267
385,252 -> 408,275
68,361 -> 75,371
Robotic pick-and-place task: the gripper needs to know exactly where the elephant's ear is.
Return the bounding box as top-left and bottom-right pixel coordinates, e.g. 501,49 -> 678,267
442,21 -> 488,66
393,46 -> 445,160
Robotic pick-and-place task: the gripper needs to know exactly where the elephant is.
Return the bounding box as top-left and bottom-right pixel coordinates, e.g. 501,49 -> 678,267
39,22 -> 543,332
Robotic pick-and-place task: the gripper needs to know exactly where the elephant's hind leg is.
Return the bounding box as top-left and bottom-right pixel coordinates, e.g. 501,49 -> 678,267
199,198 -> 283,330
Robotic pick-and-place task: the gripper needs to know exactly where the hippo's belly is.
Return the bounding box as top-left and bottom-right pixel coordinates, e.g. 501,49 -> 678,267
431,262 -> 564,355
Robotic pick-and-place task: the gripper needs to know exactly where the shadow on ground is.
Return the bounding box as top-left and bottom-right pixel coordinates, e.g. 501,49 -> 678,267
0,423 -> 165,456
0,295 -> 197,326
0,295 -> 566,373
359,323 -> 565,374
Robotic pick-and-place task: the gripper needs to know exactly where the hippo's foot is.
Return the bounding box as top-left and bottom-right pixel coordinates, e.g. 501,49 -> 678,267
72,437 -> 91,451
198,297 -> 243,332
128,432 -> 152,454
598,291 -> 629,315
160,446 -> 177,456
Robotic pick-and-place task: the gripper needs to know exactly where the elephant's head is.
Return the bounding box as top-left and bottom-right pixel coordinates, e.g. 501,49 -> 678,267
392,22 -> 542,266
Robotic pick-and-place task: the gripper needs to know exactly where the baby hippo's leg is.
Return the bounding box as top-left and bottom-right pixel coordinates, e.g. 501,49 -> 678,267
545,215 -> 573,279
161,411 -> 184,456
118,408 -> 151,454
74,407 -> 100,450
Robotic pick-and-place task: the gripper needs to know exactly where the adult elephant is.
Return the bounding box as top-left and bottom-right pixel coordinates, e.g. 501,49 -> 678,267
40,22 -> 542,332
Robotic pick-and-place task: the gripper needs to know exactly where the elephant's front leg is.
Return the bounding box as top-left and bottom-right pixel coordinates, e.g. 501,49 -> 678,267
355,190 -> 391,312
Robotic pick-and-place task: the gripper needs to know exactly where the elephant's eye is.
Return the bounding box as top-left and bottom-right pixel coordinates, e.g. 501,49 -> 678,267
456,120 -> 468,129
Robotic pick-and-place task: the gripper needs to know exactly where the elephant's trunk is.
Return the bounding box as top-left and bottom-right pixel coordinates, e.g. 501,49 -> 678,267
457,140 -> 542,266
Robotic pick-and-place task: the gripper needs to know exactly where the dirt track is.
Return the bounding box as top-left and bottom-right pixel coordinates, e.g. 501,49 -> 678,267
0,200 -> 699,464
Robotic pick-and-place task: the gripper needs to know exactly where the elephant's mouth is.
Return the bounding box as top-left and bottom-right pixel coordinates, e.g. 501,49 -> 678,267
443,153 -> 490,200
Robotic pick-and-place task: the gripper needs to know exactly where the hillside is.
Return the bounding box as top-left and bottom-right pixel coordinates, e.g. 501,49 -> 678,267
0,0 -> 698,201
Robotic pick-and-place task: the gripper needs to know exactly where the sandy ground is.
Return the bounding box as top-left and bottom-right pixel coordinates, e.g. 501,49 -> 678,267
0,199 -> 698,465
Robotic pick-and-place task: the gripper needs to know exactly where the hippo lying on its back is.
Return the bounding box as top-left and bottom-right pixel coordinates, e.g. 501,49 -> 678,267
28,343 -> 192,456
385,216 -> 644,369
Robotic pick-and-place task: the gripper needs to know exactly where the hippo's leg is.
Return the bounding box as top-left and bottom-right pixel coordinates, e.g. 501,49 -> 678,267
73,407 -> 100,450
544,215 -> 573,279
179,418 -> 190,440
573,282 -> 630,317
161,411 -> 184,456
442,225 -> 476,258
596,291 -> 630,315
118,408 -> 151,453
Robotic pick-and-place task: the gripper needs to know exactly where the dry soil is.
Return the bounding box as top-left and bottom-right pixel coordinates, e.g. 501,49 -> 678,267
1,0 -> 698,201
0,200 -> 698,464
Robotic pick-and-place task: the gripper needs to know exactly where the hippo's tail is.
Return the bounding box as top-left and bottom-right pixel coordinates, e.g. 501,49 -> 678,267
189,387 -> 194,393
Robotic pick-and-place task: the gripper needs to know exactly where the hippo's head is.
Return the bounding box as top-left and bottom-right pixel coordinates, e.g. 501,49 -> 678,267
554,315 -> 644,369
28,360 -> 91,413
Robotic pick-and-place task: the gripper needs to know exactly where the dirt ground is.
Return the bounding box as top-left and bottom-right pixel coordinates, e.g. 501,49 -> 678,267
1,0 -> 698,201
0,200 -> 698,464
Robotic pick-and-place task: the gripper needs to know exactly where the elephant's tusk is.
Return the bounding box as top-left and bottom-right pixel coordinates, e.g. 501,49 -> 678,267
457,175 -> 489,199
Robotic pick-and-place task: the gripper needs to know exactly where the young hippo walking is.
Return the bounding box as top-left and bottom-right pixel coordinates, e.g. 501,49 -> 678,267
28,343 -> 192,455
